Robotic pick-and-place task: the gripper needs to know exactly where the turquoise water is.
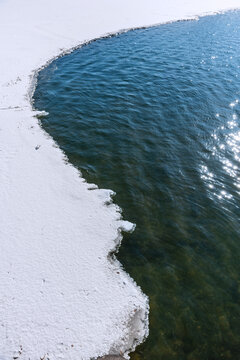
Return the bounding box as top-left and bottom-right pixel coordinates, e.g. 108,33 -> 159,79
34,11 -> 240,360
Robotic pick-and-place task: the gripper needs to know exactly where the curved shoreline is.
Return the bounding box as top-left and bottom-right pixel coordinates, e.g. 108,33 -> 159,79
0,1 -> 240,360
29,8 -> 238,103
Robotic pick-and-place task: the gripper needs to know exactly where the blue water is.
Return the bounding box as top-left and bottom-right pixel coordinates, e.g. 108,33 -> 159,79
34,11 -> 240,360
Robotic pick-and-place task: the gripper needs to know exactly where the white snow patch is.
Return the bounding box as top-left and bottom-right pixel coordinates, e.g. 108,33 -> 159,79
0,1 -> 240,359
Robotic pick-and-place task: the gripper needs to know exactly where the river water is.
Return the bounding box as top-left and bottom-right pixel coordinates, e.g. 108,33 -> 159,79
34,11 -> 240,360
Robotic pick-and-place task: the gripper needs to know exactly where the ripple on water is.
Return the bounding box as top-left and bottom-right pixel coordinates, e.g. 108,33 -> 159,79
35,11 -> 240,360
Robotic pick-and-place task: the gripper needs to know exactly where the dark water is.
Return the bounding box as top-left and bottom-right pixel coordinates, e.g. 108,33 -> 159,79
34,11 -> 240,360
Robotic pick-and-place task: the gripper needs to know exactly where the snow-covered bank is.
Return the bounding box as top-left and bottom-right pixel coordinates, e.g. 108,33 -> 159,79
0,1 -> 239,359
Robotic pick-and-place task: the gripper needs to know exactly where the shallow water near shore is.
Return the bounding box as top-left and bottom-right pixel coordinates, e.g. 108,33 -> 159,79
34,11 -> 240,360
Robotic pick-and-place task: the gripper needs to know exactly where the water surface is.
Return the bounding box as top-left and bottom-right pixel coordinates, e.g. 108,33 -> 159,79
35,11 -> 240,360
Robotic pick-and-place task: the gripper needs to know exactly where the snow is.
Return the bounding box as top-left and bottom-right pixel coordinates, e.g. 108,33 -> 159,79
0,1 -> 239,359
